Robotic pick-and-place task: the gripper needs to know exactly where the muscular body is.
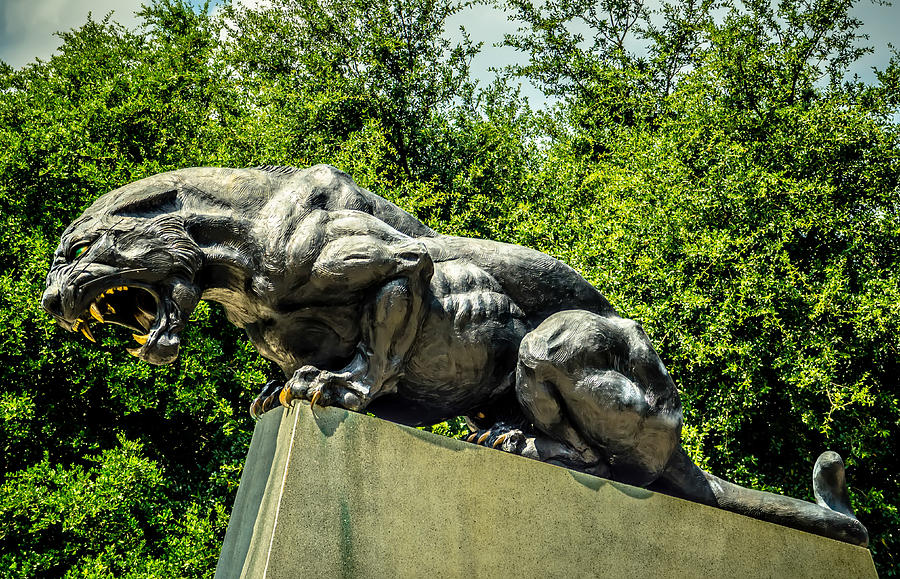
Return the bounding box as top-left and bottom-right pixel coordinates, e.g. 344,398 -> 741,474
42,164 -> 868,545
238,203 -> 678,485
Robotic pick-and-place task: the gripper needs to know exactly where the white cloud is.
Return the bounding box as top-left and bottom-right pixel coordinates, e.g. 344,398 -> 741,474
852,0 -> 899,82
1,0 -> 895,90
0,0 -> 144,67
449,0 -> 898,94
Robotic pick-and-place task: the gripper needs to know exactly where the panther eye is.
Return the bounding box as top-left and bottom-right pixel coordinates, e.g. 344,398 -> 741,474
69,243 -> 90,260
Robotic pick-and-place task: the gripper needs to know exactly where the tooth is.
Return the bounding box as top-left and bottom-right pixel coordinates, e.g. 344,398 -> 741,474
90,303 -> 104,323
136,305 -> 155,321
72,319 -> 81,333
105,304 -> 116,314
132,333 -> 148,345
135,313 -> 151,331
81,323 -> 96,342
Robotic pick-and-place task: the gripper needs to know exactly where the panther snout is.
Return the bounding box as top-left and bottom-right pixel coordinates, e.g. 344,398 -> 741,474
41,285 -> 65,320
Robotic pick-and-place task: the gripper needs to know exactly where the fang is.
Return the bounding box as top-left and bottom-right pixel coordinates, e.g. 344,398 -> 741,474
135,313 -> 152,331
81,324 -> 96,342
89,303 -> 104,322
132,333 -> 149,345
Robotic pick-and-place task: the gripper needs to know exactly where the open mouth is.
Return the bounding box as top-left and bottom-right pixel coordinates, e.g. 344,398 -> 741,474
72,285 -> 162,356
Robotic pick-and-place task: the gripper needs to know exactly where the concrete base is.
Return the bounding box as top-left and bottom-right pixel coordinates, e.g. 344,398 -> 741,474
216,404 -> 877,578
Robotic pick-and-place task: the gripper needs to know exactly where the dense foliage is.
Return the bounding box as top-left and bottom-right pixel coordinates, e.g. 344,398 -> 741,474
0,0 -> 897,575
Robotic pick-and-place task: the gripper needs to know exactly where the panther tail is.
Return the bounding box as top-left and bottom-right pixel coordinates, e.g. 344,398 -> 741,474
655,448 -> 869,546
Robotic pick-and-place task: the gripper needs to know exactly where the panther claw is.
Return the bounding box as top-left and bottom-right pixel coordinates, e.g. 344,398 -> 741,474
465,427 -> 526,454
280,386 -> 294,408
250,398 -> 263,420
309,389 -> 322,412
466,428 -> 497,446
250,392 -> 280,419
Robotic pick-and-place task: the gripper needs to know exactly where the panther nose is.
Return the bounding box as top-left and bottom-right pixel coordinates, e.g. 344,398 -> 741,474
41,286 -> 63,317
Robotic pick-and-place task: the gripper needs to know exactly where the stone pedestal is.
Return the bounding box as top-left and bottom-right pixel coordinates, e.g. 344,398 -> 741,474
216,404 -> 876,578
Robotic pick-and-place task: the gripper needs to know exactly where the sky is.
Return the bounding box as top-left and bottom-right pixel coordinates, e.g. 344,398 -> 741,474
0,0 -> 896,92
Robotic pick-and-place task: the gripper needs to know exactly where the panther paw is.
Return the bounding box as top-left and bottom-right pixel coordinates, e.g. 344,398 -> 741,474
465,427 -> 526,453
279,366 -> 365,411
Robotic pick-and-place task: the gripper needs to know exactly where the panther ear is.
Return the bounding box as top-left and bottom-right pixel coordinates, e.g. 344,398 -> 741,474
111,188 -> 180,217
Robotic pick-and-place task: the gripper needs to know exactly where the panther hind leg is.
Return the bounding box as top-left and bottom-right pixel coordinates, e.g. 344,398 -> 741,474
463,422 -> 611,477
515,310 -> 682,486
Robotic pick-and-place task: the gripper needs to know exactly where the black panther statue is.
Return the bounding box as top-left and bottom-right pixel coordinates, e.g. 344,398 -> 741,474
41,164 -> 868,546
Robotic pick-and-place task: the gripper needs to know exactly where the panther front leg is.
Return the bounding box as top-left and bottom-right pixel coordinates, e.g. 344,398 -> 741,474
251,209 -> 433,418
280,275 -> 428,413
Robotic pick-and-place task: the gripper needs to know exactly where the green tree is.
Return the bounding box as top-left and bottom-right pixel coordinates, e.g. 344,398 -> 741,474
0,0 -> 530,575
1,0 -> 898,575
0,3 -> 267,576
218,0 -> 480,181
502,0 -> 900,571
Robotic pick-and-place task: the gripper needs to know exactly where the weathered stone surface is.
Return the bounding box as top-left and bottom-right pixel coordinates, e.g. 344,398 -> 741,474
216,404 -> 876,579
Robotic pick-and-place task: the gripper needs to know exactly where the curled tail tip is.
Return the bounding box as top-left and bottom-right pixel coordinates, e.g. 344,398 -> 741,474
816,450 -> 844,466
813,451 -> 853,515
813,451 -> 869,547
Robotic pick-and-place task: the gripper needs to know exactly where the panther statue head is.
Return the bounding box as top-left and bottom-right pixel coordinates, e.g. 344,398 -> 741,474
42,173 -> 203,365
41,165 -> 434,366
